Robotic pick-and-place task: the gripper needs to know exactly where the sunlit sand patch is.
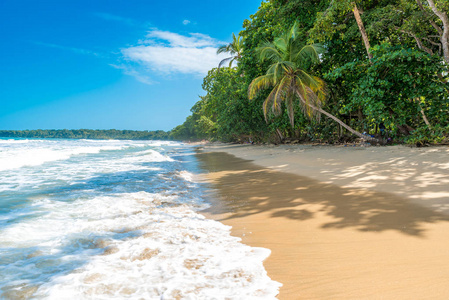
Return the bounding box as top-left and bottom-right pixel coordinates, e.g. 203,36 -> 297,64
341,189 -> 376,197
83,273 -> 106,284
208,170 -> 248,182
410,192 -> 449,200
130,248 -> 160,261
102,246 -> 119,255
355,174 -> 389,181
249,196 -> 268,200
184,258 -> 204,270
85,284 -> 122,297
415,172 -> 449,187
388,168 -> 416,181
118,287 -> 137,295
273,164 -> 288,168
437,163 -> 449,170
295,187 -> 308,190
335,165 -> 372,178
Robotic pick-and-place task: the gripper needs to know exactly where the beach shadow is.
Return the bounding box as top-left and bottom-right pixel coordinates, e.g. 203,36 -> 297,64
196,151 -> 449,237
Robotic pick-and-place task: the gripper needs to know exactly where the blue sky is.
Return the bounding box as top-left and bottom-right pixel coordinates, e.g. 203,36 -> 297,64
0,0 -> 262,131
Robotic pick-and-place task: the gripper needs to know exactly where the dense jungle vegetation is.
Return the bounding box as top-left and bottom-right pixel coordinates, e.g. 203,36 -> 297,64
0,129 -> 170,140
171,0 -> 449,146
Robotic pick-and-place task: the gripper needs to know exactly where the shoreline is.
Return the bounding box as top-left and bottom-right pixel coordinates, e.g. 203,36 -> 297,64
196,144 -> 449,299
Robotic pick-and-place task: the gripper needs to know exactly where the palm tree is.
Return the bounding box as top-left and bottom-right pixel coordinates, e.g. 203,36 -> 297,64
248,22 -> 370,140
216,33 -> 243,69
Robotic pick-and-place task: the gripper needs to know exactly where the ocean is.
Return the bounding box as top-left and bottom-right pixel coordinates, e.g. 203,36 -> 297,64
0,138 -> 281,299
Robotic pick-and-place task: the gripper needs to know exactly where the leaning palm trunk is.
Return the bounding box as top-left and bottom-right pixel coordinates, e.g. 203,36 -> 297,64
352,3 -> 373,61
295,89 -> 373,141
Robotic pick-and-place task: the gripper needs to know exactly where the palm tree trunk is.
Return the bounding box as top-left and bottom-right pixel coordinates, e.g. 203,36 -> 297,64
295,90 -> 373,141
276,128 -> 284,143
352,2 -> 373,61
317,106 -> 373,140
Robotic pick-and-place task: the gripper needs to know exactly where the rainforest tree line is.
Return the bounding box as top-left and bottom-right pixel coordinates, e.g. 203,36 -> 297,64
0,129 -> 170,140
171,0 -> 449,145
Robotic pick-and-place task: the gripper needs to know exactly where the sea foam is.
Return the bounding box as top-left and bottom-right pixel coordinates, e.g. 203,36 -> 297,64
0,139 -> 281,299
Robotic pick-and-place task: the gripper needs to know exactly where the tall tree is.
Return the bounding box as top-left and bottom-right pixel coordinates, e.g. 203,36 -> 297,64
419,0 -> 449,63
352,2 -> 373,60
216,33 -> 244,69
310,0 -> 374,60
248,22 -> 370,140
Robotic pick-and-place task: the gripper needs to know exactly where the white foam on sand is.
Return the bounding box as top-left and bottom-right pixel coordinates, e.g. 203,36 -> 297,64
1,192 -> 281,299
0,140 -> 281,299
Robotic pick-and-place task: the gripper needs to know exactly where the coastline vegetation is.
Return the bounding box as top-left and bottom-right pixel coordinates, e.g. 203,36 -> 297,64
171,0 -> 449,146
0,129 -> 170,140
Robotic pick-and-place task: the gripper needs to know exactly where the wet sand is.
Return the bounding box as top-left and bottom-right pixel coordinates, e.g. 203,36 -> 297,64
196,144 -> 449,299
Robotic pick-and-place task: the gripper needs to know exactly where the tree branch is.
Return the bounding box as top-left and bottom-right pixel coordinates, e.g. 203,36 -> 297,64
395,27 -> 434,55
427,0 -> 449,63
416,0 -> 443,35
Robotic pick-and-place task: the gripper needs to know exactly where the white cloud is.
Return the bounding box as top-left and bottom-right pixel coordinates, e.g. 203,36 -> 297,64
182,20 -> 191,25
109,64 -> 156,85
121,29 -> 228,76
143,30 -> 217,48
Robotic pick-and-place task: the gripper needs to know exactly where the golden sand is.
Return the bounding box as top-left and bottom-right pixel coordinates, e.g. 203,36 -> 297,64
196,146 -> 449,299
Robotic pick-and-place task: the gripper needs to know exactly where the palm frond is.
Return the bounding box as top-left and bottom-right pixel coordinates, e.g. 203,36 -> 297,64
273,37 -> 288,55
216,45 -> 230,55
266,62 -> 282,84
262,85 -> 280,122
298,70 -> 320,88
290,20 -> 300,40
273,76 -> 290,116
296,71 -> 326,107
257,41 -> 282,63
216,33 -> 244,60
295,77 -> 317,120
218,57 -> 234,69
294,44 -> 324,65
280,61 -> 295,74
248,75 -> 274,100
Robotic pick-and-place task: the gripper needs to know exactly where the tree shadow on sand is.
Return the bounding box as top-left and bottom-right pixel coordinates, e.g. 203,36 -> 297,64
196,151 -> 449,237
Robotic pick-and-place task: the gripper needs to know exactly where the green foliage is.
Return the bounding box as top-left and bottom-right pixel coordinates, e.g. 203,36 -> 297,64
325,43 -> 449,132
0,129 -> 170,140
173,0 -> 449,145
406,125 -> 449,146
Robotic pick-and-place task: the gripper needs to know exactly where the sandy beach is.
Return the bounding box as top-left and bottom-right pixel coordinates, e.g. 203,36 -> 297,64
196,144 -> 449,299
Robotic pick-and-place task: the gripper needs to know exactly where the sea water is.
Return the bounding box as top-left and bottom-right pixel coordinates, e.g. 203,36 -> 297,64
0,138 -> 281,299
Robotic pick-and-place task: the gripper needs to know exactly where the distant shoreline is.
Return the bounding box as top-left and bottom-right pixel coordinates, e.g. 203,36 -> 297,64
0,129 -> 171,140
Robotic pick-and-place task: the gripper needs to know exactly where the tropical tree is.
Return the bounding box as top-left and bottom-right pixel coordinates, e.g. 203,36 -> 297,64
310,0 -> 375,61
216,33 -> 244,69
248,22 -> 370,140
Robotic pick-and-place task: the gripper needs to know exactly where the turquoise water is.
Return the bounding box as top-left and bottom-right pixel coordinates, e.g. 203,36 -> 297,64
0,138 -> 280,299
